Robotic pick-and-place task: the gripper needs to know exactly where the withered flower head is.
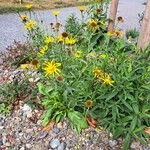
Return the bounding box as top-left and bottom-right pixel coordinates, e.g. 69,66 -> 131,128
108,18 -> 114,23
117,16 -> 124,23
62,32 -> 69,38
31,59 -> 39,66
50,23 -> 53,26
96,9 -> 102,14
84,100 -> 93,109
56,76 -> 64,81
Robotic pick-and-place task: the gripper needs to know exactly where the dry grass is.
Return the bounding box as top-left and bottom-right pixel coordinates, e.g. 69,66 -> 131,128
0,0 -> 93,14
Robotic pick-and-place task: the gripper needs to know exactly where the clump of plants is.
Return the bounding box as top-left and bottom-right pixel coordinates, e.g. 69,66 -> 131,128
13,1 -> 150,149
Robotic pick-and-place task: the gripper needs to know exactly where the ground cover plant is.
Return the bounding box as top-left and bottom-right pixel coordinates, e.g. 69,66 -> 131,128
1,1 -> 150,149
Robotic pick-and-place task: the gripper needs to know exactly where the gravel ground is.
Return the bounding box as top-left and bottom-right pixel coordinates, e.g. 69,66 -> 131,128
0,103 -> 150,150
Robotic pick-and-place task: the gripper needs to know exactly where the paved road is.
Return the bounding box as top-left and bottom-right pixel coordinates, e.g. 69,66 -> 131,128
0,0 -> 146,51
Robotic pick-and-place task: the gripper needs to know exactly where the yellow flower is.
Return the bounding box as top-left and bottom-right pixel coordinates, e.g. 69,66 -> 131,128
52,11 -> 60,16
115,30 -> 123,38
38,45 -> 48,56
57,35 -> 63,43
20,64 -> 36,70
100,74 -> 114,86
88,19 -> 99,29
107,31 -> 115,37
43,60 -> 61,77
93,68 -> 104,78
65,37 -> 77,45
21,64 -> 28,70
25,20 -> 37,30
79,6 -> 86,12
107,30 -> 123,38
25,4 -> 33,10
75,50 -> 82,58
84,100 -> 93,109
44,36 -> 55,44
20,15 -> 29,22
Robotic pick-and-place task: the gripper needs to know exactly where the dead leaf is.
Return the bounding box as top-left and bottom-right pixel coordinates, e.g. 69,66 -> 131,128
86,117 -> 97,128
42,121 -> 55,132
145,127 -> 150,135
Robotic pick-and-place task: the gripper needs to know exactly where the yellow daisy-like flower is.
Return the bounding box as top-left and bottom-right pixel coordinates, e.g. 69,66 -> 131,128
100,74 -> 114,86
65,37 -> 77,45
38,45 -> 48,56
79,6 -> 86,12
21,64 -> 28,70
93,68 -> 104,78
43,60 -> 61,77
44,36 -> 55,44
20,64 -> 36,70
24,20 -> 37,30
107,31 -> 115,37
75,50 -> 82,58
88,19 -> 99,29
52,11 -> 60,16
115,30 -> 123,38
84,100 -> 93,109
20,15 -> 29,22
25,4 -> 33,10
57,35 -> 63,43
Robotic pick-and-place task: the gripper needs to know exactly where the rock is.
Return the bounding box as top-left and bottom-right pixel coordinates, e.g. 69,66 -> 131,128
0,126 -> 4,130
57,122 -> 63,129
50,139 -> 60,149
0,140 -> 3,146
26,129 -> 34,133
38,131 -> 48,139
109,140 -> 118,147
20,146 -> 25,150
58,142 -> 66,150
22,104 -> 32,113
26,143 -> 32,149
5,142 -> 11,147
130,141 -> 141,149
52,127 -> 60,134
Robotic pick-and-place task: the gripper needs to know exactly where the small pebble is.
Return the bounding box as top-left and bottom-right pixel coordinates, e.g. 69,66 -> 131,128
58,142 -> 66,150
50,139 -> 60,149
109,140 -> 118,147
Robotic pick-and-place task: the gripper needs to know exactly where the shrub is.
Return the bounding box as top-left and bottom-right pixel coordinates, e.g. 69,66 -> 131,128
18,2 -> 150,149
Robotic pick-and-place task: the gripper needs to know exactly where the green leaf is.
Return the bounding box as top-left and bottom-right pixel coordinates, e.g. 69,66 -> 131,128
68,110 -> 88,133
123,133 -> 131,150
122,100 -> 133,111
130,116 -> 137,131
105,91 -> 118,102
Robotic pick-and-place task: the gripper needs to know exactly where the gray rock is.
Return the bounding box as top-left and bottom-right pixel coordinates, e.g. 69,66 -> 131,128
50,139 -> 60,149
38,131 -> 48,139
0,140 -> 3,146
26,143 -> 32,149
52,127 -> 60,134
58,142 -> 66,150
109,140 -> 118,147
20,146 -> 25,150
